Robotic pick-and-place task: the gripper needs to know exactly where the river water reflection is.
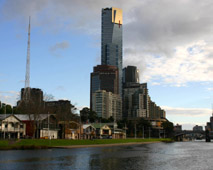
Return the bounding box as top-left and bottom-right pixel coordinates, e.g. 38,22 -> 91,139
0,141 -> 212,170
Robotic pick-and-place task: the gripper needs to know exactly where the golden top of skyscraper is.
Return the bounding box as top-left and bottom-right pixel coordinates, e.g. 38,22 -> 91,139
112,7 -> 123,25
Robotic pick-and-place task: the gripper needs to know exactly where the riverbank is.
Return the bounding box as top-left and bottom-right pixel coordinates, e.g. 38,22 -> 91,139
54,141 -> 163,149
0,138 -> 173,150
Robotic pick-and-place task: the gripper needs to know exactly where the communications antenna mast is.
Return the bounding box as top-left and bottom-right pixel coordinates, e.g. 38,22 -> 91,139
212,104 -> 213,117
24,16 -> 31,101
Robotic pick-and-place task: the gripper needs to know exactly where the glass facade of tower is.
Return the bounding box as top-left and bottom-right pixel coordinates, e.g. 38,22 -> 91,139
101,7 -> 123,95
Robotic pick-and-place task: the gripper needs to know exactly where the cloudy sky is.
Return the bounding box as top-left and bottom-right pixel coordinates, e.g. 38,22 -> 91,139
0,0 -> 212,130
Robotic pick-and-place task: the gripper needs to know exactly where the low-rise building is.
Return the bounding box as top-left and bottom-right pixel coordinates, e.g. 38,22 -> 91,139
91,123 -> 126,139
83,124 -> 96,139
58,120 -> 82,139
92,123 -> 112,138
0,114 -> 59,139
0,114 -> 26,139
15,114 -> 59,139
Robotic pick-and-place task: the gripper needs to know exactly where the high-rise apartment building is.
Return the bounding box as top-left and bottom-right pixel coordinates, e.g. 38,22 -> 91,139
92,90 -> 122,120
123,83 -> 149,118
101,7 -> 123,95
148,98 -> 166,119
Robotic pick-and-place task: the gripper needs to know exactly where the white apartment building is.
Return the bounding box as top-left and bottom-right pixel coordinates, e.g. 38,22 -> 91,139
92,90 -> 122,120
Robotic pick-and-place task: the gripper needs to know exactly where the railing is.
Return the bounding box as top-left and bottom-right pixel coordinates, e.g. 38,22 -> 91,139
1,128 -> 24,132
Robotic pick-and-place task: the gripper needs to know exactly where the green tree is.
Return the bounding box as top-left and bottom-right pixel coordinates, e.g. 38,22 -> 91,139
137,118 -> 151,138
80,107 -> 90,123
137,118 -> 151,129
88,110 -> 98,123
0,104 -> 12,114
162,121 -> 174,138
108,116 -> 114,122
117,118 -> 128,129
80,107 -> 98,123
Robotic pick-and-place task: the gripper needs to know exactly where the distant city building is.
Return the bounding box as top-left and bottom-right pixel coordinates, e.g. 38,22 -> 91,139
193,125 -> 203,131
92,90 -> 122,120
16,88 -> 72,118
206,114 -> 213,131
174,124 -> 182,131
123,66 -> 139,85
45,100 -> 72,116
101,7 -> 123,95
17,88 -> 44,107
90,7 -> 167,123
123,83 -> 149,118
16,88 -> 45,114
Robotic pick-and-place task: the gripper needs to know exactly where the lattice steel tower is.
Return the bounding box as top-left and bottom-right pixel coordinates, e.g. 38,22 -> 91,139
23,17 -> 31,101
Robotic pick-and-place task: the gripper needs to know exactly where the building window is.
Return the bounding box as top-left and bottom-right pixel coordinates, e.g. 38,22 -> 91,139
20,124 -> 23,128
15,123 -> 19,128
5,124 -> 8,128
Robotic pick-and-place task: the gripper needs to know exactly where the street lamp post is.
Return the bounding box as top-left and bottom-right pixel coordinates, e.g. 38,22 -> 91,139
134,123 -> 137,139
149,127 -> 151,139
4,105 -> 6,139
79,112 -> 82,140
143,126 -> 144,139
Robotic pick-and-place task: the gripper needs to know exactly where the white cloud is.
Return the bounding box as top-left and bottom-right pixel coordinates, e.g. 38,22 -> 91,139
0,91 -> 20,106
161,105 -> 212,130
49,41 -> 70,57
55,86 -> 65,91
137,41 -> 213,86
206,87 -> 213,91
50,41 -> 69,51
151,82 -> 161,86
162,106 -> 211,117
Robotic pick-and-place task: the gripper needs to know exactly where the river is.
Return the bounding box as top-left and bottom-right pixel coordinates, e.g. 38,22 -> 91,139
0,141 -> 212,170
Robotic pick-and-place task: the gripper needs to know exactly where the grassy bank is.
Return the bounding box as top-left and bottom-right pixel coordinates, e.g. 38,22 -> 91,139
0,138 -> 173,150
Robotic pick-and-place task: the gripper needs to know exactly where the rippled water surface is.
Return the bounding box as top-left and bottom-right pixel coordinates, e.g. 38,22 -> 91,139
0,141 -> 213,170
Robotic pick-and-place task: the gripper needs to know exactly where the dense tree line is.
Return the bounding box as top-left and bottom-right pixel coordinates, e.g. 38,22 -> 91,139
0,104 -> 12,114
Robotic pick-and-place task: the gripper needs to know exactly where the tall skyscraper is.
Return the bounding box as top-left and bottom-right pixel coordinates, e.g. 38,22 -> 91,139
101,7 -> 123,95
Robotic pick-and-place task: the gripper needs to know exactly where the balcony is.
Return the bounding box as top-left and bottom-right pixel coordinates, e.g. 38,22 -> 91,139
1,127 -> 24,132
